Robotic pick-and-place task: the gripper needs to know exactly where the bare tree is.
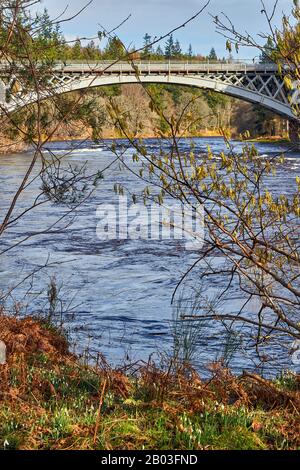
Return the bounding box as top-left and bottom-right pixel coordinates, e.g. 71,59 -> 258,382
0,0 -> 211,322
105,2 -> 300,370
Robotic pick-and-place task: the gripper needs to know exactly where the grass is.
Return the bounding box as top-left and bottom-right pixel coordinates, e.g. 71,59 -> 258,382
0,315 -> 299,450
246,137 -> 291,144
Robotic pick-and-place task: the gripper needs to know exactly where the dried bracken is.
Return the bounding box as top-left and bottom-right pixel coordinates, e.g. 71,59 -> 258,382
0,315 -> 299,450
0,315 -> 69,357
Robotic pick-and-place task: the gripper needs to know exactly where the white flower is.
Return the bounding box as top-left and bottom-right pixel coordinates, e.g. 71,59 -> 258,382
4,440 -> 10,450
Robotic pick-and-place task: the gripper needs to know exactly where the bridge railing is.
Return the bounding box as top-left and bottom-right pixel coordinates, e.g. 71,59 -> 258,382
53,61 -> 279,74
52,59 -> 269,66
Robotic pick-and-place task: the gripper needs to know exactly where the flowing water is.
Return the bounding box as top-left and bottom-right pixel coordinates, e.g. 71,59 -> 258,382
0,137 -> 299,375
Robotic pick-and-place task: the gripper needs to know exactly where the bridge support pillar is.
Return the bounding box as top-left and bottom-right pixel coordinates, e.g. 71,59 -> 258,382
289,120 -> 300,148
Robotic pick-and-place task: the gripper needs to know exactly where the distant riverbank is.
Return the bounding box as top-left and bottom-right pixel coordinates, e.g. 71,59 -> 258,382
0,131 -> 290,155
247,136 -> 290,144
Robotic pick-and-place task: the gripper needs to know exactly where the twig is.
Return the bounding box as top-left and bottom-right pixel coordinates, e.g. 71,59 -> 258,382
93,378 -> 107,446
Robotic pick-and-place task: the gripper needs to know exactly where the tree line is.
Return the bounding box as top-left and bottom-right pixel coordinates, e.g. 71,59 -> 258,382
60,35 -> 221,62
33,9 -> 221,62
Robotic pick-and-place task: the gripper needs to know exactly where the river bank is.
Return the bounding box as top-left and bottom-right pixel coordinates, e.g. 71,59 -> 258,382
0,129 -> 223,155
0,131 -> 291,155
0,313 -> 299,450
247,136 -> 291,144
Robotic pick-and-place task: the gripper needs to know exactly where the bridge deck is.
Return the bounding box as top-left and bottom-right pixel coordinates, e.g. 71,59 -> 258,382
0,61 -> 280,75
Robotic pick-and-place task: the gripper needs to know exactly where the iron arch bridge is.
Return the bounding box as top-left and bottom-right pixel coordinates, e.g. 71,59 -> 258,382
0,61 -> 297,120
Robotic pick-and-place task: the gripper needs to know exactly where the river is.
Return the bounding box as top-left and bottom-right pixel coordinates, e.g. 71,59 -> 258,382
0,137 -> 299,376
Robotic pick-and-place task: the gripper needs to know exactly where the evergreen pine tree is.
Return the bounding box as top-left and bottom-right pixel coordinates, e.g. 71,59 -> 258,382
259,37 -> 275,63
156,45 -> 164,57
165,34 -> 174,59
85,40 -> 99,60
208,47 -> 218,61
103,37 -> 124,59
38,8 -> 62,41
72,39 -> 82,60
142,33 -> 152,59
173,39 -> 182,58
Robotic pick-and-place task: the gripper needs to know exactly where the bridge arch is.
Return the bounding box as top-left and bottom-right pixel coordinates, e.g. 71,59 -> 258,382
50,74 -> 295,121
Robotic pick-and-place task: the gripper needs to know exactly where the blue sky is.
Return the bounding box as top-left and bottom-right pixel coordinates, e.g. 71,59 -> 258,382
38,0 -> 293,58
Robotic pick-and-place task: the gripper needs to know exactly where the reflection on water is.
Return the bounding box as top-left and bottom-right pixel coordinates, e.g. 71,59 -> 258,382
0,137 -> 299,375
